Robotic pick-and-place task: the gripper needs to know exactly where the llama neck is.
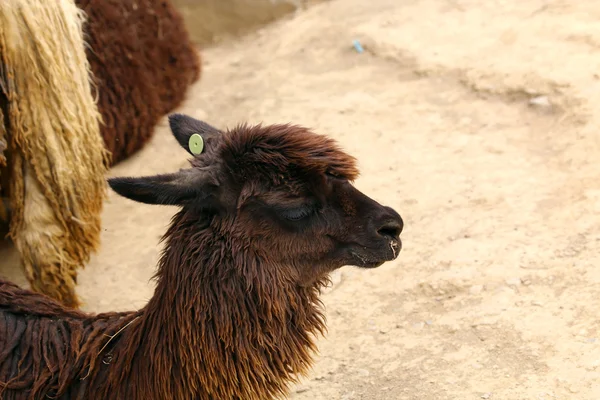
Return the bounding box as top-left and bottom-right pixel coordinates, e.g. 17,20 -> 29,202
135,211 -> 328,399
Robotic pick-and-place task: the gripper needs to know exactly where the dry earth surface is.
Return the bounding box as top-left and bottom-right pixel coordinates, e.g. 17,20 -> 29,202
170,0 -> 323,46
2,0 -> 600,399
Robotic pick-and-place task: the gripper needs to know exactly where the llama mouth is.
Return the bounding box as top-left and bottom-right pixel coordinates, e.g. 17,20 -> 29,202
350,239 -> 401,268
390,239 -> 402,260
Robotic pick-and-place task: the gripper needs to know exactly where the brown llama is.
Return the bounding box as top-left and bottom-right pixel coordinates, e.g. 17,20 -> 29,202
0,113 -> 403,400
74,0 -> 201,166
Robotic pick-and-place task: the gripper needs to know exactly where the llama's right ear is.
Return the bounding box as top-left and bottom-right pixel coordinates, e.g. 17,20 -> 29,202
168,113 -> 221,156
107,168 -> 218,207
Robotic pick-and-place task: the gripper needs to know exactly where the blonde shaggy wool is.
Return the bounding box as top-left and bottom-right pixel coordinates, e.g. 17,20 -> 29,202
0,0 -> 109,308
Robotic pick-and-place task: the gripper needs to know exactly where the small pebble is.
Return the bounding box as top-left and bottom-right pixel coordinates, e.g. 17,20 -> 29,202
341,392 -> 355,400
569,386 -> 579,394
528,95 -> 551,108
524,87 -> 540,95
481,393 -> 491,399
505,277 -> 521,287
470,285 -> 484,295
413,322 -> 425,330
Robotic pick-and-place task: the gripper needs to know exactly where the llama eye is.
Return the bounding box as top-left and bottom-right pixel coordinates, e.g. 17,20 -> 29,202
279,206 -> 313,221
326,171 -> 346,181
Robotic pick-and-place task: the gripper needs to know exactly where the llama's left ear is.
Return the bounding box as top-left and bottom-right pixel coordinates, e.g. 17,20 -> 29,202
108,168 -> 218,207
168,113 -> 221,156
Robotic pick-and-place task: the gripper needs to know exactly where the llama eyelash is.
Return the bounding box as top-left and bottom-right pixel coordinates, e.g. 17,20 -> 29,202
326,170 -> 346,180
278,205 -> 314,221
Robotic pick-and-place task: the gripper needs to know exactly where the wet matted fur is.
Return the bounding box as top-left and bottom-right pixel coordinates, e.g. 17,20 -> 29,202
0,0 -> 110,308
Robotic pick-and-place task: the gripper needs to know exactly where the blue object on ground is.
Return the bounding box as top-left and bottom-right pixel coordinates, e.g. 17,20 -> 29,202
352,39 -> 364,53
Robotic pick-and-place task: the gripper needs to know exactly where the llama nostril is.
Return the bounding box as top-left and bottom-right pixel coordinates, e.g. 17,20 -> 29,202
377,220 -> 402,240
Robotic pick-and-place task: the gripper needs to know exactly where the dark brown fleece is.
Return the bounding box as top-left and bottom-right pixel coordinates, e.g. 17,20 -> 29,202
76,0 -> 201,165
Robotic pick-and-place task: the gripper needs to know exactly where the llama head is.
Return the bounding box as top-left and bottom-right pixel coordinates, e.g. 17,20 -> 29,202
108,114 -> 403,284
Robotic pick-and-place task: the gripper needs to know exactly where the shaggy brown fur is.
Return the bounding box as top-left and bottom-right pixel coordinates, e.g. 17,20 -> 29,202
0,0 -> 110,308
0,114 -> 403,399
75,0 -> 202,166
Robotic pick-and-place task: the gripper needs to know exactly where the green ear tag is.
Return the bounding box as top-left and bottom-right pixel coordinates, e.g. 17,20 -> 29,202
188,133 -> 204,155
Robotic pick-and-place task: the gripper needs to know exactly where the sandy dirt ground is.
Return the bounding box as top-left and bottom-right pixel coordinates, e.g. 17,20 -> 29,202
3,0 -> 600,398
171,0 -> 321,46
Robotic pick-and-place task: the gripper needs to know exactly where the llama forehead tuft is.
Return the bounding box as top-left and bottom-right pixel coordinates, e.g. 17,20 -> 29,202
219,123 -> 360,181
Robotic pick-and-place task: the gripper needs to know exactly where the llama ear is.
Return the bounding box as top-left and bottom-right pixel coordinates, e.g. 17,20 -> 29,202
108,168 -> 217,207
168,113 -> 221,156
